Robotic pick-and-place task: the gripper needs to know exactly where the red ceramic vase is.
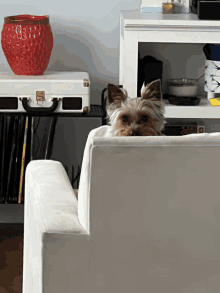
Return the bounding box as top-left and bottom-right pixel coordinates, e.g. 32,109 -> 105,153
1,14 -> 53,75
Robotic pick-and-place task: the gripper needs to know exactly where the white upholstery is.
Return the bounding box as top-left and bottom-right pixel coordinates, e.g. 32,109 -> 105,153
23,130 -> 220,293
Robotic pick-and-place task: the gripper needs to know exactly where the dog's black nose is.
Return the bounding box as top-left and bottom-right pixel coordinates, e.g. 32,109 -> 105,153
131,130 -> 140,136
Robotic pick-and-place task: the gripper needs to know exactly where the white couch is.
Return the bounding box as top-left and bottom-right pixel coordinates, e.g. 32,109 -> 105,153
23,131 -> 220,293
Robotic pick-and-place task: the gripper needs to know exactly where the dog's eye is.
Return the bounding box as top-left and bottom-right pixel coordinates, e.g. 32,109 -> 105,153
122,115 -> 128,123
141,115 -> 148,123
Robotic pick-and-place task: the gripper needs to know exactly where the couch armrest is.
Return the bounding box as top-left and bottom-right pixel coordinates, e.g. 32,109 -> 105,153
25,160 -> 87,234
23,160 -> 90,293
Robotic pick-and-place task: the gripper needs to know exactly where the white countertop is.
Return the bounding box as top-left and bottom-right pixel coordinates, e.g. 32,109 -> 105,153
121,10 -> 220,31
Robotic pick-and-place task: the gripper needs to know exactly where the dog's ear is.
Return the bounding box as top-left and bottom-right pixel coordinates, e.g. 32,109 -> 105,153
141,79 -> 161,101
107,84 -> 127,105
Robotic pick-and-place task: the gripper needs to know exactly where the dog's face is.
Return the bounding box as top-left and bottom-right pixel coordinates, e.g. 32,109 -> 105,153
106,80 -> 165,136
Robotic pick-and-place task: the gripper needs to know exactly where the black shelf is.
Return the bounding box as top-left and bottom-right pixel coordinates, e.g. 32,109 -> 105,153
0,104 -> 107,216
0,204 -> 24,223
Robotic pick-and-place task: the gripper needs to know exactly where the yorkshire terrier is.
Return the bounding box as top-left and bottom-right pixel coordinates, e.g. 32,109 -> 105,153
106,79 -> 166,136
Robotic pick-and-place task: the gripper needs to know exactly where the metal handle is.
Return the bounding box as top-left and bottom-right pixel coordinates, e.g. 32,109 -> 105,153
21,97 -> 59,116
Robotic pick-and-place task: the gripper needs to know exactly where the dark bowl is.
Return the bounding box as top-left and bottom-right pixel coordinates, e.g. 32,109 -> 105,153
166,95 -> 201,106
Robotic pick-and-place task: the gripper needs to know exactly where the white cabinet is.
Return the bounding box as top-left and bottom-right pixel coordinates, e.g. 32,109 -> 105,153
120,10 -> 220,119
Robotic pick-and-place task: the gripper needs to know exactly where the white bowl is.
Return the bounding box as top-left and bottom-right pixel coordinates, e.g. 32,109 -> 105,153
167,78 -> 198,97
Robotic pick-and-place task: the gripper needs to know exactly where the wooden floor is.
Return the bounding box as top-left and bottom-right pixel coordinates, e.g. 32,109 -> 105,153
0,224 -> 23,293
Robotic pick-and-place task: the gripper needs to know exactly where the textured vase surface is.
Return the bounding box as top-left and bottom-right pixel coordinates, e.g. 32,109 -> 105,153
1,14 -> 53,75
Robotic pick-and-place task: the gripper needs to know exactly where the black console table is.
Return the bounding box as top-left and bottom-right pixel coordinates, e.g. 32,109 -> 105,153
0,104 -> 106,209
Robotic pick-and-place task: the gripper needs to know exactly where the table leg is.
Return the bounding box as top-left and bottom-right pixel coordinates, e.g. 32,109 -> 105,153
120,30 -> 138,98
119,16 -> 124,87
45,117 -> 58,160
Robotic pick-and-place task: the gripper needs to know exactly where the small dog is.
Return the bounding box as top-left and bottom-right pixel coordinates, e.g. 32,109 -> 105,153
106,79 -> 166,136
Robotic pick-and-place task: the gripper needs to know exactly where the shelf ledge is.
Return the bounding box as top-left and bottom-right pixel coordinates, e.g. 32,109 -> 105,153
121,10 -> 220,32
164,97 -> 220,119
0,204 -> 24,224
